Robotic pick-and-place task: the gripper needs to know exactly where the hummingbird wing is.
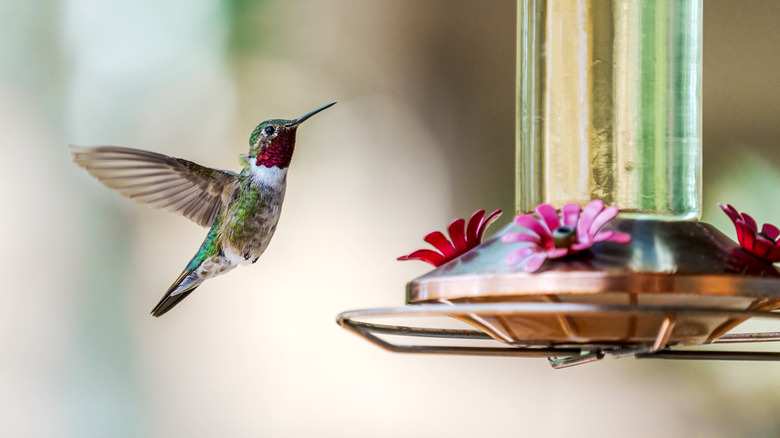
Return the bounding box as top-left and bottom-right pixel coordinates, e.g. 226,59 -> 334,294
71,146 -> 237,227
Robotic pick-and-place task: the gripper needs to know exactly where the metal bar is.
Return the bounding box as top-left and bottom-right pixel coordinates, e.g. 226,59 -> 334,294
344,320 -> 494,340
340,316 -> 582,358
610,345 -> 655,358
651,314 -> 677,352
637,350 -> 780,361
713,332 -> 780,344
336,303 -> 780,365
542,295 -> 582,340
549,352 -> 605,369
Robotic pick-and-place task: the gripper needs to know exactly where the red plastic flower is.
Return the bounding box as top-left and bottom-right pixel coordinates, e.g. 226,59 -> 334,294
398,209 -> 502,267
502,200 -> 631,272
719,203 -> 780,263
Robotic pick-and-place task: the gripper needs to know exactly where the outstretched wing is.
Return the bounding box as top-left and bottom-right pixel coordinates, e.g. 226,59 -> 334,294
71,145 -> 237,227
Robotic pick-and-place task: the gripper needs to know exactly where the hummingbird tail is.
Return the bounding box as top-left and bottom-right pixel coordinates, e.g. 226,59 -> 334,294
151,269 -> 204,317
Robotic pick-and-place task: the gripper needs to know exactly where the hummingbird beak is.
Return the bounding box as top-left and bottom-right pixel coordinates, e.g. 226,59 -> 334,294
285,102 -> 337,127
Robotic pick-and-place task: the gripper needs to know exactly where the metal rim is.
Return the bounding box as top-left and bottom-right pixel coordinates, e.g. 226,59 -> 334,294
409,272 -> 780,302
336,302 -> 780,369
406,220 -> 780,303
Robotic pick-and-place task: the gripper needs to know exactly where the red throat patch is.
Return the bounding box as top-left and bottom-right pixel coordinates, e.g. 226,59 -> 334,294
255,130 -> 297,168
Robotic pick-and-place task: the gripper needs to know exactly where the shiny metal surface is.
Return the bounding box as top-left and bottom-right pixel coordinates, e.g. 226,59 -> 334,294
403,219 -> 780,346
336,302 -> 780,368
408,219 -> 780,302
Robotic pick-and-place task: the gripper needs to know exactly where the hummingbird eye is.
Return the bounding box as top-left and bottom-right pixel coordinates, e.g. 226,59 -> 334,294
264,126 -> 275,135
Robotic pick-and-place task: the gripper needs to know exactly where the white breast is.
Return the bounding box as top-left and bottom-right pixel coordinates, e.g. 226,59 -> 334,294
249,162 -> 288,189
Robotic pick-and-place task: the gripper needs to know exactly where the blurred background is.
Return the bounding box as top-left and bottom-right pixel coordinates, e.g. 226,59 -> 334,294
1,0 -> 779,436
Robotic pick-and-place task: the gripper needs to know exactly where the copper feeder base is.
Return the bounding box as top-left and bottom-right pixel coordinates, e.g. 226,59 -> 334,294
408,218 -> 780,346
338,219 -> 780,367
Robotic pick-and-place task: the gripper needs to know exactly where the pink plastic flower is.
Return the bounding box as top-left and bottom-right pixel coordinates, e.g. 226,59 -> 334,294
719,203 -> 780,263
398,209 -> 502,267
502,200 -> 631,272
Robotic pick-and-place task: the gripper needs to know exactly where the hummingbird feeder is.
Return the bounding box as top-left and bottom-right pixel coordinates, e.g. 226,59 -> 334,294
336,0 -> 780,368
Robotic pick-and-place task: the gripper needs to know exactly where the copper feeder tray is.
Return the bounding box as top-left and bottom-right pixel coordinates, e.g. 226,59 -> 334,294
336,302 -> 780,369
337,218 -> 780,367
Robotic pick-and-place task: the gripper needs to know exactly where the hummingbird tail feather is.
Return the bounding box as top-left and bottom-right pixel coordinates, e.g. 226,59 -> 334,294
151,269 -> 204,317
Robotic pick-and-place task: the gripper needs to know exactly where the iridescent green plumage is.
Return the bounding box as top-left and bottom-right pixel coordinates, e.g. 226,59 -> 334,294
72,103 -> 335,317
186,214 -> 223,271
225,179 -> 266,249
249,119 -> 286,148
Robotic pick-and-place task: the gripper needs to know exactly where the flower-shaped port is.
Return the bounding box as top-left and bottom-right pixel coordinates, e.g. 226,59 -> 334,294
502,200 -> 631,272
398,209 -> 502,267
719,203 -> 780,263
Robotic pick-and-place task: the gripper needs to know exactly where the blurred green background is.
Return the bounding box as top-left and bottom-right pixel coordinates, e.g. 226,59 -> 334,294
1,0 -> 779,436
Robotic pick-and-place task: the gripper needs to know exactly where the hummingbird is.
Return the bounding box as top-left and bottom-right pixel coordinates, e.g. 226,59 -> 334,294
72,102 -> 336,317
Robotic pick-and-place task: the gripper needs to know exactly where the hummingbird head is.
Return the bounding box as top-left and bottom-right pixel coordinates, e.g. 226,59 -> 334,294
248,102 -> 336,169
